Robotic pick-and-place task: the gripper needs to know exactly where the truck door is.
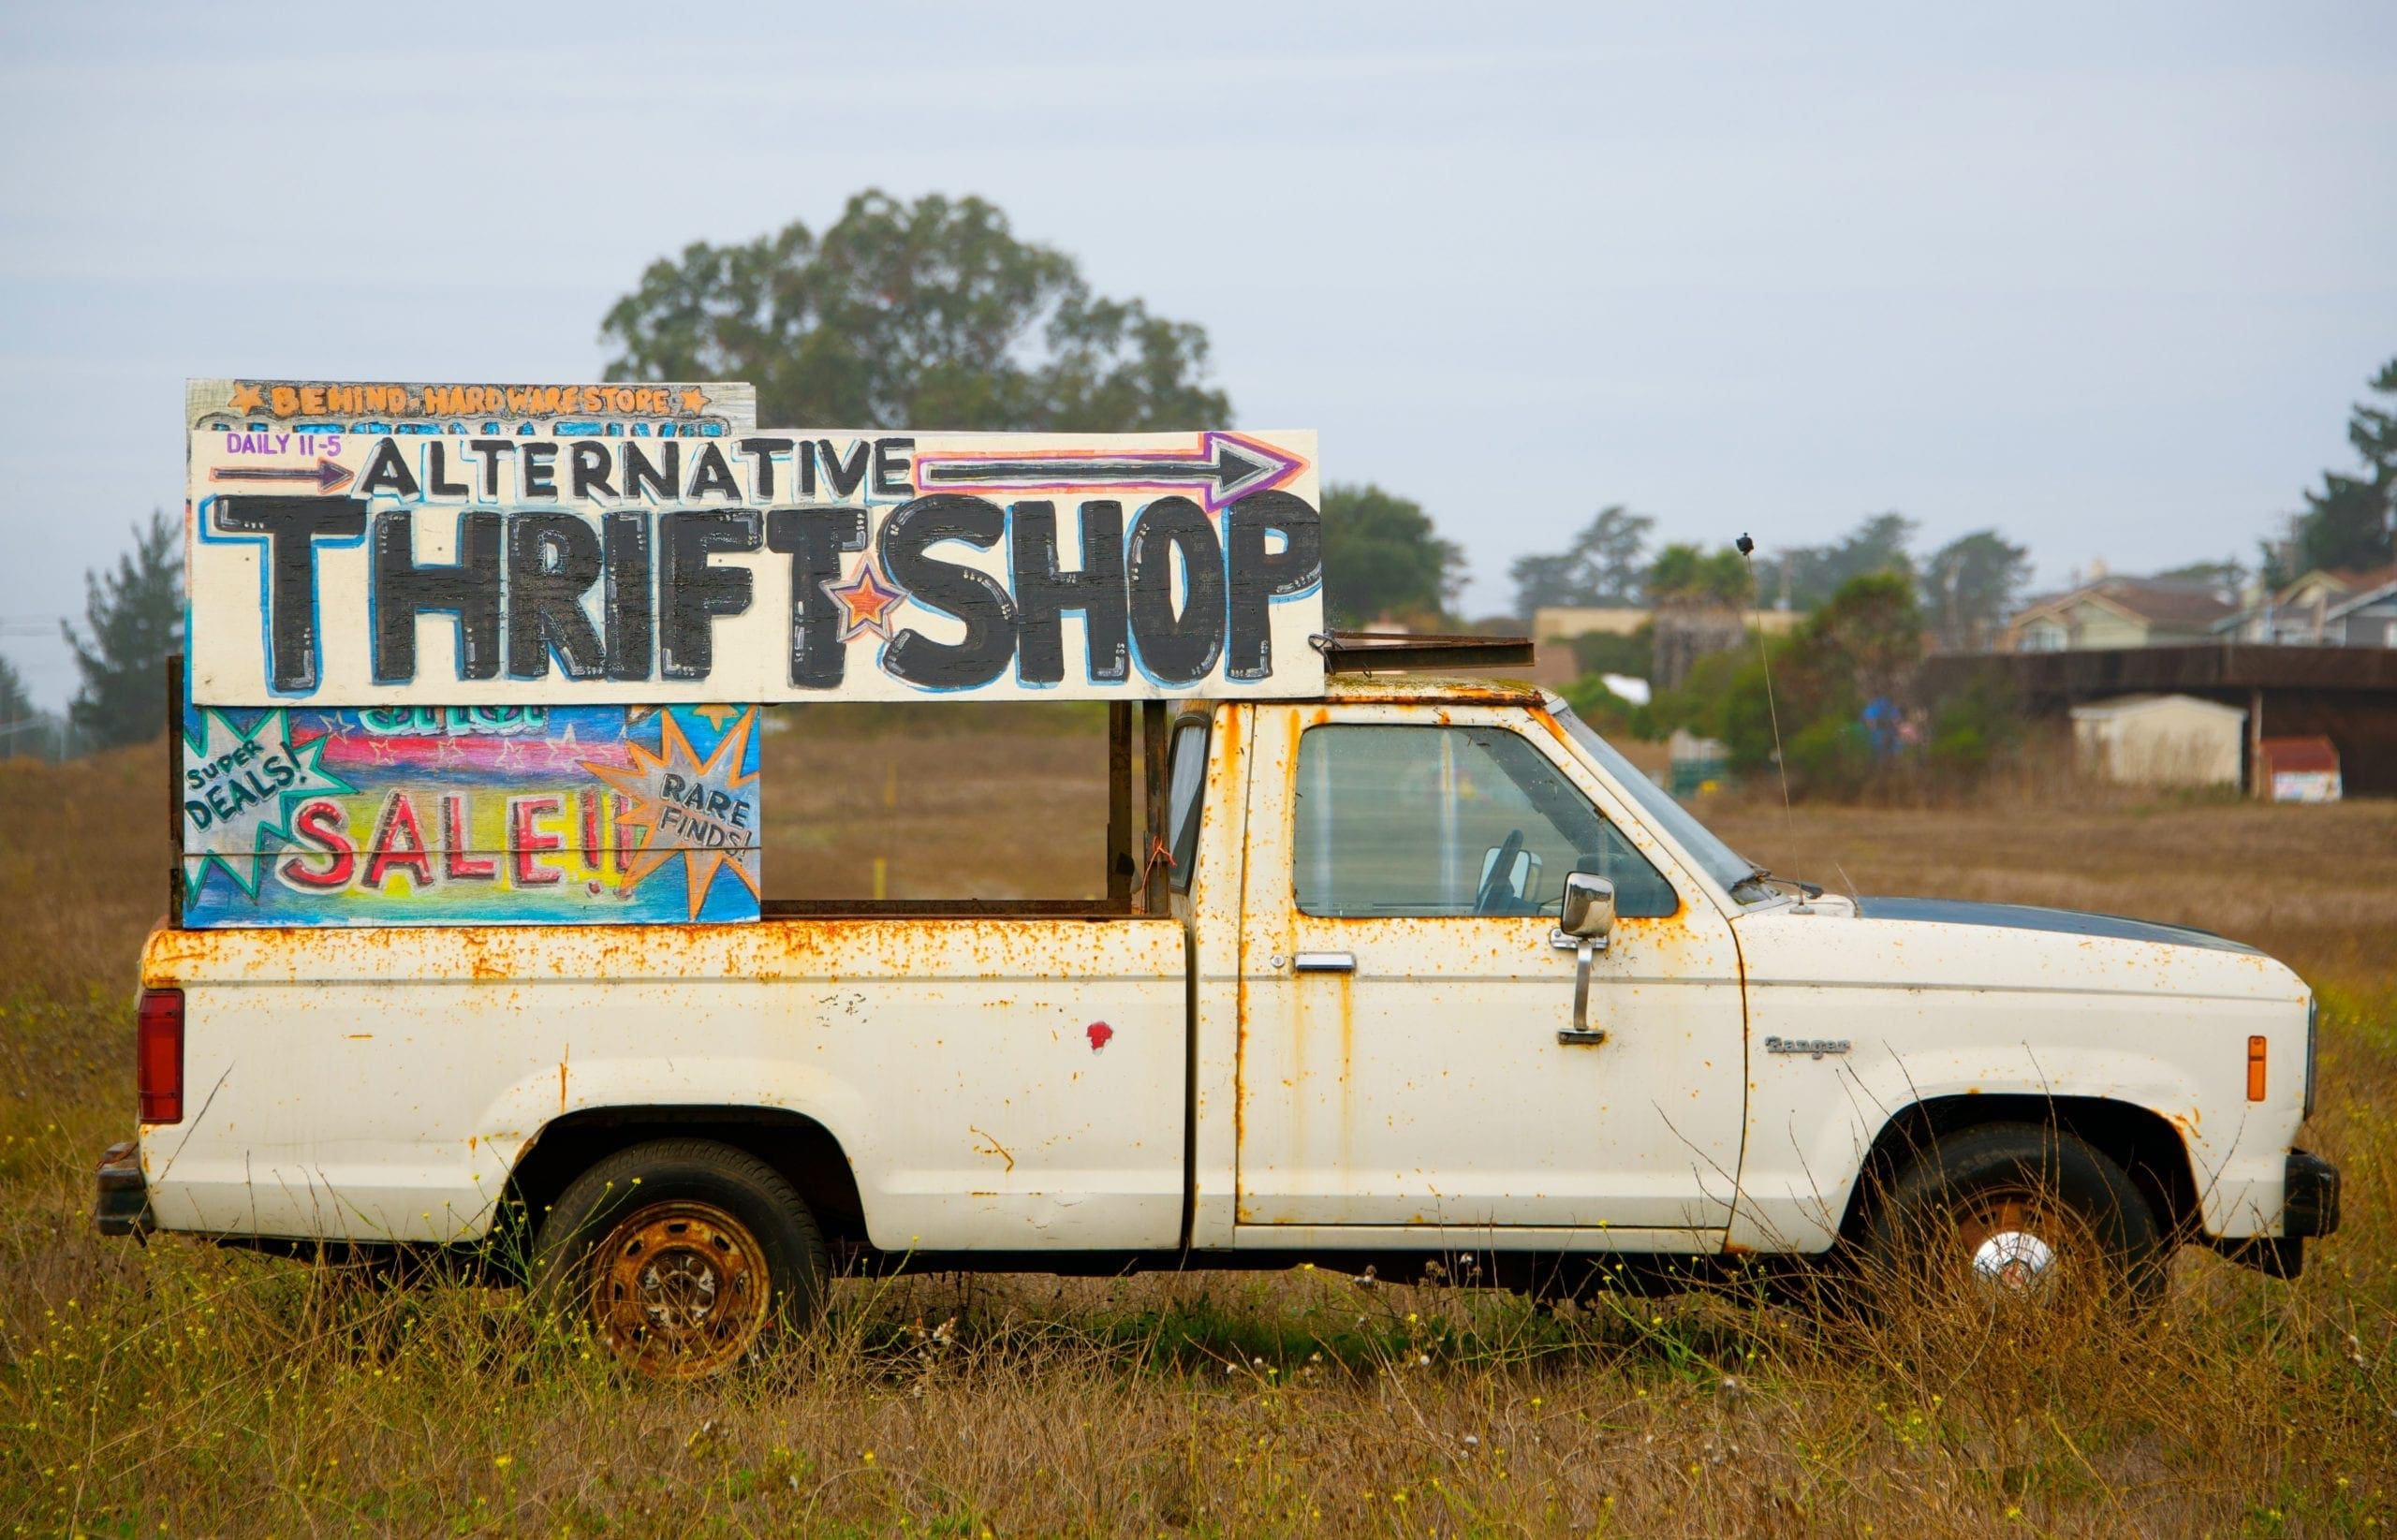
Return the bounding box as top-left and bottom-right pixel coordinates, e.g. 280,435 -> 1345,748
1235,702 -> 1745,1239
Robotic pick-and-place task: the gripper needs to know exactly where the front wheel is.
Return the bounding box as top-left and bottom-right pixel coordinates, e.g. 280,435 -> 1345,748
1857,1122 -> 2168,1313
529,1138 -> 828,1378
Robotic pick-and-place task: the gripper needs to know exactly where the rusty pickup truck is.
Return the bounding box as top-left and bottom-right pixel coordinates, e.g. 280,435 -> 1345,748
100,665 -> 2338,1376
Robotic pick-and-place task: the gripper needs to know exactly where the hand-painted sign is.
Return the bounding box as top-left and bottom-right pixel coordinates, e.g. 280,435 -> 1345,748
180,698 -> 762,928
184,380 -> 1324,706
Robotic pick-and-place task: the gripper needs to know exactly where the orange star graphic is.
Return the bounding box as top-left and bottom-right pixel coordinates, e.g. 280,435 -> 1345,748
680,388 -> 708,412
826,561 -> 905,641
228,383 -> 264,413
582,708 -> 761,920
690,703 -> 741,730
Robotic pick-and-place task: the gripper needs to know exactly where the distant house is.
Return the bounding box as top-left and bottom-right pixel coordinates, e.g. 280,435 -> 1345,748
1999,573 -> 2237,653
2214,567 -> 2397,648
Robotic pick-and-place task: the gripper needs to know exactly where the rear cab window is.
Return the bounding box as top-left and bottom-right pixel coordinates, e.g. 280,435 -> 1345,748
1165,718 -> 1209,892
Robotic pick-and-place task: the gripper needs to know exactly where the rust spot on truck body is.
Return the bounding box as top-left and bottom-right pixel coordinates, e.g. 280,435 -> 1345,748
142,913 -> 1185,990
969,1126 -> 1016,1173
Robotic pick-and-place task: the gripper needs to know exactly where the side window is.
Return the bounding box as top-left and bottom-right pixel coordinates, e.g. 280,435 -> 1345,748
1292,725 -> 1676,919
1165,719 -> 1209,892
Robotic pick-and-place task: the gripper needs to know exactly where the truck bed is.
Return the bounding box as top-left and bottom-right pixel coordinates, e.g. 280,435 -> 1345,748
138,916 -> 1189,1249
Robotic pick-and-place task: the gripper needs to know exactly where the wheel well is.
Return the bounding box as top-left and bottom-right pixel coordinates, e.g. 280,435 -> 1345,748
1840,1094 -> 2198,1241
497,1106 -> 866,1257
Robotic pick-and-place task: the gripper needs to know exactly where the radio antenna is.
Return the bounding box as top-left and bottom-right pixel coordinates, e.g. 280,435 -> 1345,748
1735,533 -> 1796,845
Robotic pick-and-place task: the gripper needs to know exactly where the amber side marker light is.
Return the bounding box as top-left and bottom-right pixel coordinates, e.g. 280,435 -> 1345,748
2247,1034 -> 2269,1103
138,988 -> 184,1123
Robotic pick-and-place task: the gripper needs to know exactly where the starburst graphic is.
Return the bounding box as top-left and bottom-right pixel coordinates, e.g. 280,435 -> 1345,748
180,708 -> 355,899
825,560 -> 906,641
581,708 -> 762,920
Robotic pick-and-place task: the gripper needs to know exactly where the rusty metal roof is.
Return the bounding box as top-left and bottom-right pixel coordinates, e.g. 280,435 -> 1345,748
2262,735 -> 2340,774
1314,671 -> 1547,704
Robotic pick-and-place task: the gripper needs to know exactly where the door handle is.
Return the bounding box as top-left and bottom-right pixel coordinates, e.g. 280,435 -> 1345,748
1292,951 -> 1356,974
1556,1027 -> 1610,1047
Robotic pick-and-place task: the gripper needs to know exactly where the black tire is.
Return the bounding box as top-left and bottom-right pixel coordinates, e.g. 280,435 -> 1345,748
1858,1122 -> 2168,1313
528,1138 -> 828,1378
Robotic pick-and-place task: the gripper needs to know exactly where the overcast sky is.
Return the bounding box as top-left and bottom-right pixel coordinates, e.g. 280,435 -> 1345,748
3,2 -> 2392,709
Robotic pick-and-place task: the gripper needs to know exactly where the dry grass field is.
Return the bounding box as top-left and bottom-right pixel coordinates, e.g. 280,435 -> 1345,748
2,720 -> 2392,1536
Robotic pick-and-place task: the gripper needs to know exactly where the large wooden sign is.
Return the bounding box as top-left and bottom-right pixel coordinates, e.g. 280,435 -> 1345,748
185,379 -> 1325,706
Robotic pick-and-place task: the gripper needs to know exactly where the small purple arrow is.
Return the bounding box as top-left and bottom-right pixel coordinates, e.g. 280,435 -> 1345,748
211,458 -> 356,493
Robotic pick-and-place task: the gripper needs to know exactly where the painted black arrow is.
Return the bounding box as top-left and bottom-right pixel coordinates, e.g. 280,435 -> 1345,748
211,458 -> 356,493
912,431 -> 1302,513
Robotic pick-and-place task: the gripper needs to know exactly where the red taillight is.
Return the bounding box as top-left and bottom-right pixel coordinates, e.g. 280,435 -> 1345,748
138,989 -> 184,1123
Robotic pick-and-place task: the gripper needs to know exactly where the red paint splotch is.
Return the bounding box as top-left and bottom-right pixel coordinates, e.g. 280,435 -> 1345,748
1086,1021 -> 1114,1052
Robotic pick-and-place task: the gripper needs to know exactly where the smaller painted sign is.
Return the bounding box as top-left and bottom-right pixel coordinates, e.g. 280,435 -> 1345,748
2271,770 -> 2342,803
185,377 -> 757,433
180,699 -> 762,928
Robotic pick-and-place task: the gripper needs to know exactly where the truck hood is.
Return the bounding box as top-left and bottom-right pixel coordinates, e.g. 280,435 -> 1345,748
1733,892 -> 2302,1009
1854,897 -> 2260,956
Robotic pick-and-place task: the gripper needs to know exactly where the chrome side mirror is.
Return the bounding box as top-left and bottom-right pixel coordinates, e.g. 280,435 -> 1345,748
1559,872 -> 1615,944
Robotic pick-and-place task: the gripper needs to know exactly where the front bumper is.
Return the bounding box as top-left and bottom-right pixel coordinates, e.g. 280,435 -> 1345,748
2210,1149 -> 2340,1279
2284,1149 -> 2341,1239
94,1140 -> 152,1239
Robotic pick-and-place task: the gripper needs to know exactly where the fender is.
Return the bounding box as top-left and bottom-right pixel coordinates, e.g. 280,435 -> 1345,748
1727,909 -> 2310,1253
473,1055 -> 879,1239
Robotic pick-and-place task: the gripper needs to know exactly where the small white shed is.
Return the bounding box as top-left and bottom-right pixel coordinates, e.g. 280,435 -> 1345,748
2069,694 -> 2248,787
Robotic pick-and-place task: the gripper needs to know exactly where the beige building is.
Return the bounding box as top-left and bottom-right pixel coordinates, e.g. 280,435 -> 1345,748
2000,574 -> 2236,653
1533,607 -> 1803,643
1530,606 -> 1802,688
2068,693 -> 2247,787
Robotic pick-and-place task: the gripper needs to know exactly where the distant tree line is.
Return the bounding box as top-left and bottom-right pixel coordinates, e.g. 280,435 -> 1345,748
2264,357 -> 2397,583
0,510 -> 182,760
1507,506 -> 2032,656
600,189 -> 1229,434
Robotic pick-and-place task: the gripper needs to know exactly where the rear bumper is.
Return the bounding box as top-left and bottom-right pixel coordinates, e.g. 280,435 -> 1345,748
94,1140 -> 152,1239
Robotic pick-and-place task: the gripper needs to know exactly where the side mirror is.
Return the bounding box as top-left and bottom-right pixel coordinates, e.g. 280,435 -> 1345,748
1477,845 -> 1542,902
1560,872 -> 1616,943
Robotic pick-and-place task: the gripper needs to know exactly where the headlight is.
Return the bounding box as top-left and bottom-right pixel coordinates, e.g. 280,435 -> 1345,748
2303,995 -> 2318,1120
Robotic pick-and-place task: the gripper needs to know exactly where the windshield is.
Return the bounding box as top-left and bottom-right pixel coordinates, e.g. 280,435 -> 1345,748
1551,704 -> 1767,901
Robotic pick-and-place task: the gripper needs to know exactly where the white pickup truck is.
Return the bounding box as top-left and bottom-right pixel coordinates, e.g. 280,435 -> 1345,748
99,670 -> 2338,1376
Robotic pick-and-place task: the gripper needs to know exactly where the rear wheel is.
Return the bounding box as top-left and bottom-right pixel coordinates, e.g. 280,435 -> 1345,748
1858,1122 -> 2167,1313
530,1139 -> 828,1378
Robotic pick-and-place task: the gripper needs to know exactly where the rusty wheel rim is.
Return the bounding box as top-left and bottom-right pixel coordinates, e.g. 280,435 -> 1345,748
588,1200 -> 772,1377
1948,1188 -> 2087,1301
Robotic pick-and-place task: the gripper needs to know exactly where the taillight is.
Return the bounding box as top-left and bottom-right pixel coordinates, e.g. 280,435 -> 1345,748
2246,1034 -> 2268,1104
138,989 -> 184,1123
